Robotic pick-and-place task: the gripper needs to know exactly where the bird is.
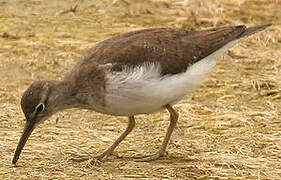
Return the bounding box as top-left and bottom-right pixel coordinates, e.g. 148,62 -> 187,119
12,24 -> 271,164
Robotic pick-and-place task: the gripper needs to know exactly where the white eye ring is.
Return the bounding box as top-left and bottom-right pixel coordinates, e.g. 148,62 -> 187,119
36,103 -> 45,113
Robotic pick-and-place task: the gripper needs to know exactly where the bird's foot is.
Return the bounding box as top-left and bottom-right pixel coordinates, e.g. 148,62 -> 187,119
70,153 -> 108,163
133,151 -> 166,162
89,153 -> 108,164
70,154 -> 92,162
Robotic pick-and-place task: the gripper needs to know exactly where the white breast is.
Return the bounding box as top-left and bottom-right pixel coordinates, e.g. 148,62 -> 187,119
103,40 -> 240,116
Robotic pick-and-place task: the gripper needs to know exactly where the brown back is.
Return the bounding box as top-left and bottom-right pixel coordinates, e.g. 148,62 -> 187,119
80,26 -> 245,75
78,24 -> 270,76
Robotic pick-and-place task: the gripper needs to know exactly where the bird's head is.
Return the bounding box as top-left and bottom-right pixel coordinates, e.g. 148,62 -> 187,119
12,80 -> 57,164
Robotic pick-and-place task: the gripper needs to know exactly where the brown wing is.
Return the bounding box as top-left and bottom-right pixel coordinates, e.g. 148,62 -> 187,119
80,25 -> 269,75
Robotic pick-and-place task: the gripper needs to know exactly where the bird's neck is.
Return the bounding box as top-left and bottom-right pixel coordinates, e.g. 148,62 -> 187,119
48,79 -> 87,112
49,77 -> 105,113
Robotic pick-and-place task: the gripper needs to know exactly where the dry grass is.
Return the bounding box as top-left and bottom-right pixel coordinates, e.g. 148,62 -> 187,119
0,0 -> 280,179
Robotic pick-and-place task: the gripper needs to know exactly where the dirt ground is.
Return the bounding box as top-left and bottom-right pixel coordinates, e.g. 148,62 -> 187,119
0,0 -> 280,179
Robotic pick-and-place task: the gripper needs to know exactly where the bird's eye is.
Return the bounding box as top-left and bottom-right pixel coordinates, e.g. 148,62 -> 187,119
36,103 -> 45,113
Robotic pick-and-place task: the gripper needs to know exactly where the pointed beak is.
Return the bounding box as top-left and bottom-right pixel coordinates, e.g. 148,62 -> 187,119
12,120 -> 36,164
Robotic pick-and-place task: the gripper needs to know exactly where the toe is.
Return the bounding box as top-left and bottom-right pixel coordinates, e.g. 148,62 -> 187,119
133,152 -> 164,162
70,155 -> 92,162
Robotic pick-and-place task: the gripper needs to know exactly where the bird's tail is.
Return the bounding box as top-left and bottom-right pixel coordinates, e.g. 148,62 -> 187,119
239,24 -> 271,38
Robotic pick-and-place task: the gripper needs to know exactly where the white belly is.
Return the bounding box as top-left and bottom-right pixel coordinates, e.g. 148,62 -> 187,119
103,40 -> 239,116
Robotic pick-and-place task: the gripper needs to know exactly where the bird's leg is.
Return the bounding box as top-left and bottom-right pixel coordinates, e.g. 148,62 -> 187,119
93,116 -> 135,162
134,104 -> 179,162
71,116 -> 135,163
